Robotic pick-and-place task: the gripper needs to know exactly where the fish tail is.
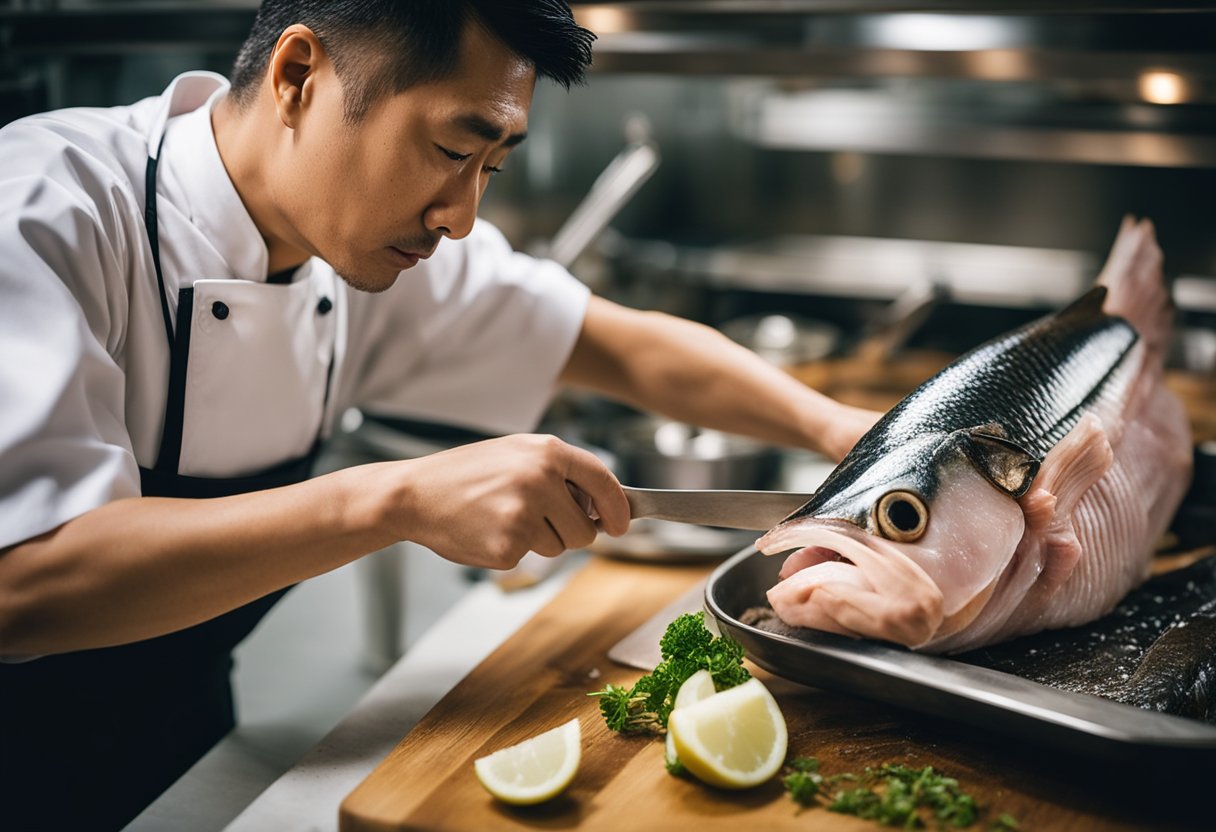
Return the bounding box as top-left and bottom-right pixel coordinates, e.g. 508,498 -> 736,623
1095,215 -> 1171,365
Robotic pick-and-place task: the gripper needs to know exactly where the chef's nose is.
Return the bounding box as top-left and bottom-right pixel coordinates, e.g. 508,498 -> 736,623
424,174 -> 481,240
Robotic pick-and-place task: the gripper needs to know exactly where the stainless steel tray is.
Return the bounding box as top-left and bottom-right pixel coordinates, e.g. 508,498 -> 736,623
705,546 -> 1216,762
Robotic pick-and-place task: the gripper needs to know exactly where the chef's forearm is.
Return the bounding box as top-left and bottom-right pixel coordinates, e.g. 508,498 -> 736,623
625,317 -> 832,443
565,299 -> 864,459
0,463 -> 403,656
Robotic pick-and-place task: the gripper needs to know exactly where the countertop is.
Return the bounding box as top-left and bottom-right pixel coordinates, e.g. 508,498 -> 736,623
340,556 -> 1213,831
132,546 -> 1214,831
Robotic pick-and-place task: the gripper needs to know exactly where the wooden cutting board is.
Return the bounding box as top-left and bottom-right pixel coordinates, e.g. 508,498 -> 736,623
339,557 -> 1210,831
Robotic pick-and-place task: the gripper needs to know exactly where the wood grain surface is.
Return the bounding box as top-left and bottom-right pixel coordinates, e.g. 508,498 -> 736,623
339,557 -> 1210,832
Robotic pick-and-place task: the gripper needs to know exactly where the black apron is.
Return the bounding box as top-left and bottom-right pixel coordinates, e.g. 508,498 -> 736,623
1,145 -> 332,831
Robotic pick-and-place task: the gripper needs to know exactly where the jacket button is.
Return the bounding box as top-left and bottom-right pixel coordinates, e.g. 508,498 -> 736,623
211,301 -> 229,320
317,297 -> 333,315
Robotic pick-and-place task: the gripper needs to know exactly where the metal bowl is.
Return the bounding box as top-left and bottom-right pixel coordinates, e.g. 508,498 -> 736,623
591,418 -> 782,561
608,418 -> 782,491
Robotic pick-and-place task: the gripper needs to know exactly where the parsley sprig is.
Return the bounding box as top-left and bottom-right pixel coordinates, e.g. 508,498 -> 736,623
589,612 -> 750,733
782,757 -> 824,805
782,758 -> 1015,830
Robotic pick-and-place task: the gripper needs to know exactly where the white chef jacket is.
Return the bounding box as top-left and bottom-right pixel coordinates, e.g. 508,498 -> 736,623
0,72 -> 590,552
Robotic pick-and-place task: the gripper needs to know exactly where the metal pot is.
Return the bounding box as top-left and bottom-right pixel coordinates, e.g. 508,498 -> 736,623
592,418 -> 781,560
609,418 -> 782,491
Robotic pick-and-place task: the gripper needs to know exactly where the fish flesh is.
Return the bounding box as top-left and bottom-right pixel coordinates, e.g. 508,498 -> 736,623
758,218 -> 1193,653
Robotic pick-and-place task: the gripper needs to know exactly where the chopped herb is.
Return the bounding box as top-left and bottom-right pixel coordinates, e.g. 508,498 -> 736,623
781,757 -> 824,806
665,756 -> 687,777
789,756 -> 821,773
782,758 -> 1011,831
588,612 -> 749,733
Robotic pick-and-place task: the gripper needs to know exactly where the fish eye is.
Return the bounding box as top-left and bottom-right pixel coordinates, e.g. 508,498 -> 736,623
875,491 -> 928,542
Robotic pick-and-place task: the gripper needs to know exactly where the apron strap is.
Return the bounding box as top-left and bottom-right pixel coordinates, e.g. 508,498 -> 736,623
146,134 -> 192,474
144,136 -> 174,352
156,287 -> 193,474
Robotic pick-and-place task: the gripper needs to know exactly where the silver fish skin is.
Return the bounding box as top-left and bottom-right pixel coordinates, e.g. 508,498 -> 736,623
758,217 -> 1193,653
787,287 -> 1136,534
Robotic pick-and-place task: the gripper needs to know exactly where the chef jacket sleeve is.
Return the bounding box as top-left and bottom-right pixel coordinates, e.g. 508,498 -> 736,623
0,151 -> 142,551
342,219 -> 590,437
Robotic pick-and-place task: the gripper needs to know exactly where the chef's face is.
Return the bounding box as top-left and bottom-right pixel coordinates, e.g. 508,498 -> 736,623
276,22 -> 535,292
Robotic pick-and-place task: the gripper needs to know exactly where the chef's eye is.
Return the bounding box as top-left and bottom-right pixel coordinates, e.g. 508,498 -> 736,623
436,145 -> 471,162
483,164 -> 503,176
875,490 -> 928,542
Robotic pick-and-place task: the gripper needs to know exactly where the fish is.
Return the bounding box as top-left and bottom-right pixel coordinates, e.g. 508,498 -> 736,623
739,553 -> 1216,722
757,217 -> 1194,653
958,553 -> 1216,723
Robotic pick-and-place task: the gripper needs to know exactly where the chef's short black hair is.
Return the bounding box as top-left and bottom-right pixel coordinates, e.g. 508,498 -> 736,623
229,0 -> 595,122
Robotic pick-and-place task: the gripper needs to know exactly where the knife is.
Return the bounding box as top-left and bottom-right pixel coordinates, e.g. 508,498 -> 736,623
622,486 -> 811,531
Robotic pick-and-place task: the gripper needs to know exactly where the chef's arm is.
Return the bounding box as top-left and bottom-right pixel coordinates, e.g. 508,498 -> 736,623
0,436 -> 630,657
560,296 -> 878,463
0,467 -> 397,656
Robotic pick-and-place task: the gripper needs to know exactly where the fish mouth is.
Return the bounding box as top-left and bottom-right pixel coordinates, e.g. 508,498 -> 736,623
759,521 -> 890,578
777,545 -> 855,581
758,520 -> 945,647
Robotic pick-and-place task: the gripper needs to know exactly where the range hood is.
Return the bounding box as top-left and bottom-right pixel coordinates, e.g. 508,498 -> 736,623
570,2 -> 1216,168
4,2 -> 1213,167
570,3 -> 1216,92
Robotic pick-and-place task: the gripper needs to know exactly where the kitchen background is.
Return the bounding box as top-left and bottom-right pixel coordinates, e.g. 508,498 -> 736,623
4,1 -> 1214,825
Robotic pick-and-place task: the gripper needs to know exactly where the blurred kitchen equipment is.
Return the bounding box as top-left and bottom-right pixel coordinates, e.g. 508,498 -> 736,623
544,113 -> 660,270
853,280 -> 948,363
1170,440 -> 1216,549
610,418 -> 782,491
721,312 -> 841,366
1174,275 -> 1216,375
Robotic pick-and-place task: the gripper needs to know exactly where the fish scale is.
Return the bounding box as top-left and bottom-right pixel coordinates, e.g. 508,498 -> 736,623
792,287 -> 1138,523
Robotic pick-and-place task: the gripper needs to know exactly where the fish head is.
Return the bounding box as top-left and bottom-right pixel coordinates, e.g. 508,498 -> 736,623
758,427 -> 1039,648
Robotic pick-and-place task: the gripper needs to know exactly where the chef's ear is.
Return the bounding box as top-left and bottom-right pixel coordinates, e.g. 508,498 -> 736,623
957,429 -> 1040,498
268,24 -> 323,129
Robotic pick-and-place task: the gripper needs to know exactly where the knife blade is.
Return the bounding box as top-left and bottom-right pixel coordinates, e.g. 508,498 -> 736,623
623,486 -> 812,531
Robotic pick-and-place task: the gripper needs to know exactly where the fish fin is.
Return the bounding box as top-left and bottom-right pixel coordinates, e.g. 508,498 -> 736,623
1013,414 -> 1113,609
1003,518 -> 1084,628
958,430 -> 1041,498
1033,413 -> 1114,517
1095,216 -> 1170,363
972,421 -> 1008,439
1056,285 -> 1110,322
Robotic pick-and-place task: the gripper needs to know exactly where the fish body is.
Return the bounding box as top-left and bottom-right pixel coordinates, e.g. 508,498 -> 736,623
759,219 -> 1193,652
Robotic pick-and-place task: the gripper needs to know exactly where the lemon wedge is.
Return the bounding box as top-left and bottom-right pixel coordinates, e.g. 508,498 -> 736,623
665,670 -> 718,770
668,677 -> 787,789
473,718 -> 580,805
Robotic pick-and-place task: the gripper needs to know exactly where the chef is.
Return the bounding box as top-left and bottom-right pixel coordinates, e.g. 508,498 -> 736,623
0,1 -> 875,828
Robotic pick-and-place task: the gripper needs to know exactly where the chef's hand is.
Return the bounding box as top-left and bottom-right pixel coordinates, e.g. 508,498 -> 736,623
388,434 -> 631,569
